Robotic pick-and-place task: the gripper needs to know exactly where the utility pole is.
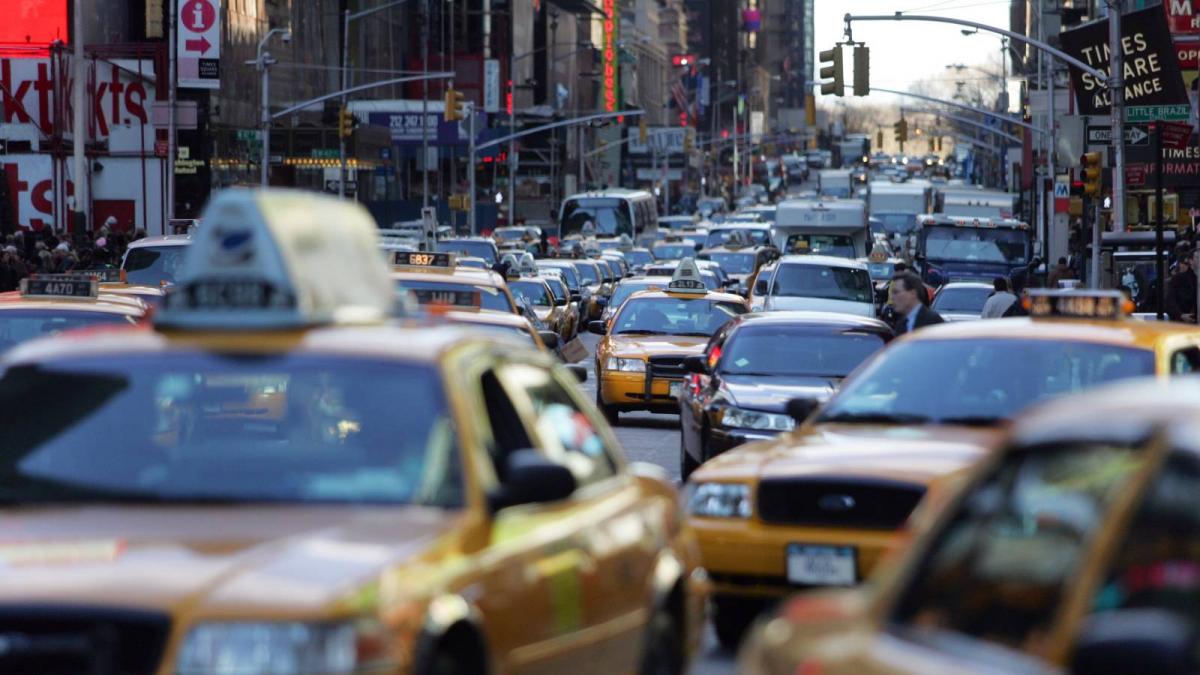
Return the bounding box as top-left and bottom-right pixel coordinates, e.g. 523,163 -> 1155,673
74,0 -> 90,230
467,103 -> 477,234
421,0 -> 430,209
340,8 -> 350,199
1108,0 -> 1126,231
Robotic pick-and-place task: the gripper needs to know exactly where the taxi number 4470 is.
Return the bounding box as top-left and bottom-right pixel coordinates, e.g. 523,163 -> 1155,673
786,544 -> 856,586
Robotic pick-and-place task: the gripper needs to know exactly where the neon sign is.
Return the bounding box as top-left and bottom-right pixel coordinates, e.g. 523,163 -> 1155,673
602,0 -> 618,112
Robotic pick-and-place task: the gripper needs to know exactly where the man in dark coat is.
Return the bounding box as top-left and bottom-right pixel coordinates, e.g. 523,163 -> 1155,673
891,271 -> 945,335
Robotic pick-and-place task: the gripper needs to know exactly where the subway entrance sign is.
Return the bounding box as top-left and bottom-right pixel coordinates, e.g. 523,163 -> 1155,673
1125,104 -> 1192,122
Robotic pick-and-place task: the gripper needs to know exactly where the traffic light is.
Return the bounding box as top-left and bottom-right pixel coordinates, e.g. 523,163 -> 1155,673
338,107 -> 355,138
893,118 -> 908,144
852,46 -> 869,97
683,128 -> 694,153
639,117 -> 648,144
818,46 -> 844,97
876,130 -> 883,149
936,136 -> 943,152
1081,151 -> 1103,198
444,89 -> 465,122
805,94 -> 816,126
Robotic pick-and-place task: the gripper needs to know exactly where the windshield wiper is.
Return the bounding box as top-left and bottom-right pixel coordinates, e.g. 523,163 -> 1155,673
817,411 -> 931,425
615,330 -> 669,335
937,415 -> 1006,427
674,331 -> 715,337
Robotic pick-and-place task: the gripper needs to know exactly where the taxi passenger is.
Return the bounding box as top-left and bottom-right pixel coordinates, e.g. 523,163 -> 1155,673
590,258 -> 746,424
0,189 -> 707,675
740,377 -> 1200,675
686,288 -> 1200,649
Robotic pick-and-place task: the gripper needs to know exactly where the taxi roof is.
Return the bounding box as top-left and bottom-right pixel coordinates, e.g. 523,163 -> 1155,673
0,296 -> 145,318
626,288 -> 744,303
898,315 -> 1200,350
127,234 -> 192,249
389,268 -> 506,287
1,322 -> 516,366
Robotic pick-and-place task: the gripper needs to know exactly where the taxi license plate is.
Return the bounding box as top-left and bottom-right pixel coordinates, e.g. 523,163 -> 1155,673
786,544 -> 856,586
668,381 -> 683,398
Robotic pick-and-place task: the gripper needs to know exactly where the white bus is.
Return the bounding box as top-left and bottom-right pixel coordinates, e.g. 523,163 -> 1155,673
557,189 -> 658,243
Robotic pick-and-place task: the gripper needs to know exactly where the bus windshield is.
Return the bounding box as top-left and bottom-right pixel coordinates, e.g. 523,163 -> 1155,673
560,198 -> 633,238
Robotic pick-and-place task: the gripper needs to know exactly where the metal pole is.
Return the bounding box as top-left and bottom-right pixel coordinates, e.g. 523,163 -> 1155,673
74,0 -> 90,230
578,126 -> 584,190
1154,122 -> 1164,319
421,0 -> 430,208
1108,0 -> 1126,232
468,104 -> 477,234
260,57 -> 270,186
508,80 -> 515,225
1047,53 -> 1056,255
1091,196 -> 1101,288
339,9 -> 349,199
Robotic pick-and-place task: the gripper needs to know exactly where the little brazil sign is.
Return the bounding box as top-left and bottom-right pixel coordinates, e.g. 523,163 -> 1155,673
1060,6 -> 1189,116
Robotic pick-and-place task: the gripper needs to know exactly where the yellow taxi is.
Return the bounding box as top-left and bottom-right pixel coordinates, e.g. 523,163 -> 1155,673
741,376 -> 1200,674
686,289 -> 1200,649
502,253 -> 572,341
0,189 -> 707,675
589,258 -> 747,424
390,250 -> 520,316
76,268 -> 169,309
0,274 -> 147,352
436,307 -> 561,354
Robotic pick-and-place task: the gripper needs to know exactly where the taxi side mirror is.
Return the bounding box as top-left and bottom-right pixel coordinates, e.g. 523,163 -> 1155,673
785,396 -> 820,426
489,449 -> 577,512
587,320 -> 607,335
682,355 -> 708,374
538,331 -> 560,350
1070,610 -> 1197,675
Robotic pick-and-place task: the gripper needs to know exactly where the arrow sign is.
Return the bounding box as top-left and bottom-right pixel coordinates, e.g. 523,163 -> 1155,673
184,36 -> 211,54
1086,124 -> 1149,146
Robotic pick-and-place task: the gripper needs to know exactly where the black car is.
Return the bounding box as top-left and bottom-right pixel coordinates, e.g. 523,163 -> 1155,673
678,311 -> 894,479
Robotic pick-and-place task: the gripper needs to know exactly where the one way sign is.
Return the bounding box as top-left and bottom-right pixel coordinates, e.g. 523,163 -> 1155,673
1087,124 -> 1149,147
178,0 -> 221,90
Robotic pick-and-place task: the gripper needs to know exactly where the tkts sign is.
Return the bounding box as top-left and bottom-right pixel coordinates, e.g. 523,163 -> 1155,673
1060,6 -> 1189,116
0,57 -> 157,145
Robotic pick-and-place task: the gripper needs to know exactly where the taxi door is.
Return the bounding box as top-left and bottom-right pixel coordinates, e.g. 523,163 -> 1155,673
491,357 -> 660,675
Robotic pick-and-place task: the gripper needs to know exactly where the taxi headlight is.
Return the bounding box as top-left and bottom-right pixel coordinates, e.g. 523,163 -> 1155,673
176,620 -> 381,675
687,482 -> 752,518
718,405 -> 795,432
605,357 -> 645,372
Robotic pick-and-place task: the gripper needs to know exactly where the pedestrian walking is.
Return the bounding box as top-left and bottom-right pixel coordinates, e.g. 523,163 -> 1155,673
1046,257 -> 1075,288
1165,250 -> 1198,323
981,276 -> 1018,318
891,271 -> 944,335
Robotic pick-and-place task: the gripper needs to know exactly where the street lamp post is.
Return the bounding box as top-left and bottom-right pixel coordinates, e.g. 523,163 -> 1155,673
257,28 -> 291,187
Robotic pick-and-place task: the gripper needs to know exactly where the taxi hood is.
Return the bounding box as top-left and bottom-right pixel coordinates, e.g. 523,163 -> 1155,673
693,423 -> 998,486
0,505 -> 461,614
606,334 -> 709,359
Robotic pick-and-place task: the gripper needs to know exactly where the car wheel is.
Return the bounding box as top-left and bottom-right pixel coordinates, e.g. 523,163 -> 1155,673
638,607 -> 683,675
596,382 -> 619,426
680,433 -> 699,481
713,597 -> 758,652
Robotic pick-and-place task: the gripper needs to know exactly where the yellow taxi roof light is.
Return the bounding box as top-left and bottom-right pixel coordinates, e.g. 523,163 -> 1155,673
1028,289 -> 1130,321
668,257 -> 708,294
156,188 -> 394,330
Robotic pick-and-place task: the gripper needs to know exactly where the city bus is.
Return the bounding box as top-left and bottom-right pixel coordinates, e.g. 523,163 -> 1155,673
557,188 -> 658,243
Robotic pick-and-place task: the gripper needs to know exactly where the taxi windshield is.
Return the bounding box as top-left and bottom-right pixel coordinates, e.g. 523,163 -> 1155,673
705,252 -> 757,275
624,250 -> 654,267
0,355 -> 461,506
818,339 -> 1156,424
508,280 -> 553,307
613,297 -> 746,337
123,245 -> 188,286
436,239 -> 498,265
719,328 -> 886,378
610,281 -> 666,309
772,264 -> 873,303
653,244 -> 698,261
785,234 -> 856,258
395,280 -> 514,312
574,263 -> 600,285
0,311 -> 139,351
541,277 -> 568,302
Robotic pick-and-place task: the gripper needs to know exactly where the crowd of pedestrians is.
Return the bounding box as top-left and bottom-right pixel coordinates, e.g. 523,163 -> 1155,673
0,220 -> 145,292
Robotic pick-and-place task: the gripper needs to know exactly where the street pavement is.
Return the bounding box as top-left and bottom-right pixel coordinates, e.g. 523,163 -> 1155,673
577,333 -> 736,675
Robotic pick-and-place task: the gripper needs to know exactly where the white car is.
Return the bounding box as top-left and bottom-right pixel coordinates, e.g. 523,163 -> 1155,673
760,255 -> 876,318
931,281 -> 994,321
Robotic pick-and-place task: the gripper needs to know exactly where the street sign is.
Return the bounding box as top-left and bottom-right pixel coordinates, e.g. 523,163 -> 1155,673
1125,104 -> 1193,122
1125,163 -> 1149,187
483,59 -> 500,113
1158,121 -> 1194,149
1054,180 -> 1070,214
177,0 -> 220,89
1086,124 -> 1150,145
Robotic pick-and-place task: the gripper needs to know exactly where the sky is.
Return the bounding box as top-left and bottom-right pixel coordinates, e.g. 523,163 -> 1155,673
813,0 -> 1014,104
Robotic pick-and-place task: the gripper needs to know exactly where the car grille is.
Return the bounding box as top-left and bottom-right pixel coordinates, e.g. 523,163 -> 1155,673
648,355 -> 687,379
756,477 -> 925,530
0,606 -> 170,675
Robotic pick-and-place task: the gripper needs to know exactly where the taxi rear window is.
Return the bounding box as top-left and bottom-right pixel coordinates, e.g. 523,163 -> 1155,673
0,310 -> 138,352
396,280 -> 514,313
0,354 -> 462,507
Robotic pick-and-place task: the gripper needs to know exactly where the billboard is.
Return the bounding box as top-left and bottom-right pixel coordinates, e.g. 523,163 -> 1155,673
4,0 -> 68,48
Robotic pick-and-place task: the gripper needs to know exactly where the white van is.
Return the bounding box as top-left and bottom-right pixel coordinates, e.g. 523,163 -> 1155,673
817,170 -> 853,198
759,255 -> 876,318
557,188 -> 658,242
773,198 -> 870,259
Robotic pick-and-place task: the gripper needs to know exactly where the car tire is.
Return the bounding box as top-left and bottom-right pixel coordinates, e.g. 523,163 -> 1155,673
680,433 -> 699,481
596,382 -> 619,426
713,597 -> 757,652
638,607 -> 683,675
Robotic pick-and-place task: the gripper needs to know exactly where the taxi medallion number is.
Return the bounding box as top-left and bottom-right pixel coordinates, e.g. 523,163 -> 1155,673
187,280 -> 289,309
786,544 -> 856,586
